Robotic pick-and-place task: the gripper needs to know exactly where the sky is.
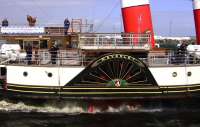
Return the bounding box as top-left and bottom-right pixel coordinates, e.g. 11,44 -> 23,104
0,0 -> 196,36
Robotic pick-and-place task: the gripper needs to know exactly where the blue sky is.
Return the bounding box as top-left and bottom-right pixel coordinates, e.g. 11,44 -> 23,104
0,0 -> 195,36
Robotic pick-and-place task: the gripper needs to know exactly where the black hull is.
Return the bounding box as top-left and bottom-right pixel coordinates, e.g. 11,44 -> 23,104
1,90 -> 200,112
1,84 -> 200,101
2,85 -> 200,111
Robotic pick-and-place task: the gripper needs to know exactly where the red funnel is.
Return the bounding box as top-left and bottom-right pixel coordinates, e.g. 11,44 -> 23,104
193,0 -> 200,45
121,0 -> 155,48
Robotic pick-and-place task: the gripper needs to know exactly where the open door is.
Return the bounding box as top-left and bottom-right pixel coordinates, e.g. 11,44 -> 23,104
0,66 -> 7,90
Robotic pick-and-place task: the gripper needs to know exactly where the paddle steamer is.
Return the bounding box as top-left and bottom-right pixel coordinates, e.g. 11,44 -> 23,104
0,0 -> 200,100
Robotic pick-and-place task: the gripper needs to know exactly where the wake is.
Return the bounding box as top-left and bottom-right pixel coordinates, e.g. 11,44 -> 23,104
0,99 -> 163,114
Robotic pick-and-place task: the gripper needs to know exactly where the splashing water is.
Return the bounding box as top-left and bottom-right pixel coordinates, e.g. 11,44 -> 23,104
0,99 -> 151,114
0,100 -> 84,113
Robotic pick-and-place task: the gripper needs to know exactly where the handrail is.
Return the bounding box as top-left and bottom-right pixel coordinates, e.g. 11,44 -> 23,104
1,50 -> 200,67
78,33 -> 152,50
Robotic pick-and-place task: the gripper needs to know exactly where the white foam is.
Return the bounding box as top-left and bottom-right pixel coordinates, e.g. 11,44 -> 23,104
0,100 -> 144,114
106,104 -> 140,113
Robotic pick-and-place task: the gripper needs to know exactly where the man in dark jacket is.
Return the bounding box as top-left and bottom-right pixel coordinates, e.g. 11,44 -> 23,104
25,44 -> 32,65
49,43 -> 59,64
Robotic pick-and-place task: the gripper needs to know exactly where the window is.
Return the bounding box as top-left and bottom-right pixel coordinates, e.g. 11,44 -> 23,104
23,72 -> 28,77
0,67 -> 6,76
33,41 -> 39,49
24,41 -> 33,49
53,39 -> 62,49
18,40 -> 23,49
40,40 -> 48,49
48,73 -> 53,78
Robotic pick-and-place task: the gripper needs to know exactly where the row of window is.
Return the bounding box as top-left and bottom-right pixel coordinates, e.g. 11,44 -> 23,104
172,72 -> 192,77
18,40 -> 48,49
23,72 -> 52,78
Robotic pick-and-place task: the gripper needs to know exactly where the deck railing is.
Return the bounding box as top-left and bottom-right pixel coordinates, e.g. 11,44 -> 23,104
147,51 -> 200,66
78,33 -> 151,50
21,50 -> 84,66
0,50 -> 200,67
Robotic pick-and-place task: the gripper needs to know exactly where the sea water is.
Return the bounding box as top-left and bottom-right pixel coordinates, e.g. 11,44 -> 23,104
0,99 -> 200,127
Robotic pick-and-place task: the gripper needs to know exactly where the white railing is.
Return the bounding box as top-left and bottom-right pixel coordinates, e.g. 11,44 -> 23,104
0,50 -> 86,66
78,33 -> 151,50
1,50 -> 200,67
147,51 -> 200,66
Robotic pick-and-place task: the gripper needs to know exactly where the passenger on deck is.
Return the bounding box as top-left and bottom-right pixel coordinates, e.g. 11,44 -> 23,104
25,44 -> 32,65
49,43 -> 59,64
64,18 -> 70,35
176,42 -> 188,64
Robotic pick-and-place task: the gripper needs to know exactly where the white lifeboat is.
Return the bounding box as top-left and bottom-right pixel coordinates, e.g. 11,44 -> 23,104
0,44 -> 26,60
187,45 -> 200,59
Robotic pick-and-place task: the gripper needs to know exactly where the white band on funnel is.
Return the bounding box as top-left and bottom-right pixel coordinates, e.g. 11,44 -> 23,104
194,0 -> 200,10
121,0 -> 149,8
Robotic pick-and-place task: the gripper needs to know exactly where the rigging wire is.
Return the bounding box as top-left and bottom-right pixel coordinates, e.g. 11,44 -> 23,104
94,0 -> 120,32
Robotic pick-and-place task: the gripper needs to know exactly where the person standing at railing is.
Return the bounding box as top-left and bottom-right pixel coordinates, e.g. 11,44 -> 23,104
49,43 -> 59,64
64,18 -> 70,35
176,41 -> 188,64
25,44 -> 32,65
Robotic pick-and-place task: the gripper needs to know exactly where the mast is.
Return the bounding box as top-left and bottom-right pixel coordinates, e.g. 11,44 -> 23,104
193,0 -> 200,45
121,0 -> 155,48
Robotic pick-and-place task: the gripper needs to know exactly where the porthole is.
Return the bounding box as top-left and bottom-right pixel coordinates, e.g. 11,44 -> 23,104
48,73 -> 53,78
172,72 -> 177,77
187,72 -> 192,77
23,72 -> 28,77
